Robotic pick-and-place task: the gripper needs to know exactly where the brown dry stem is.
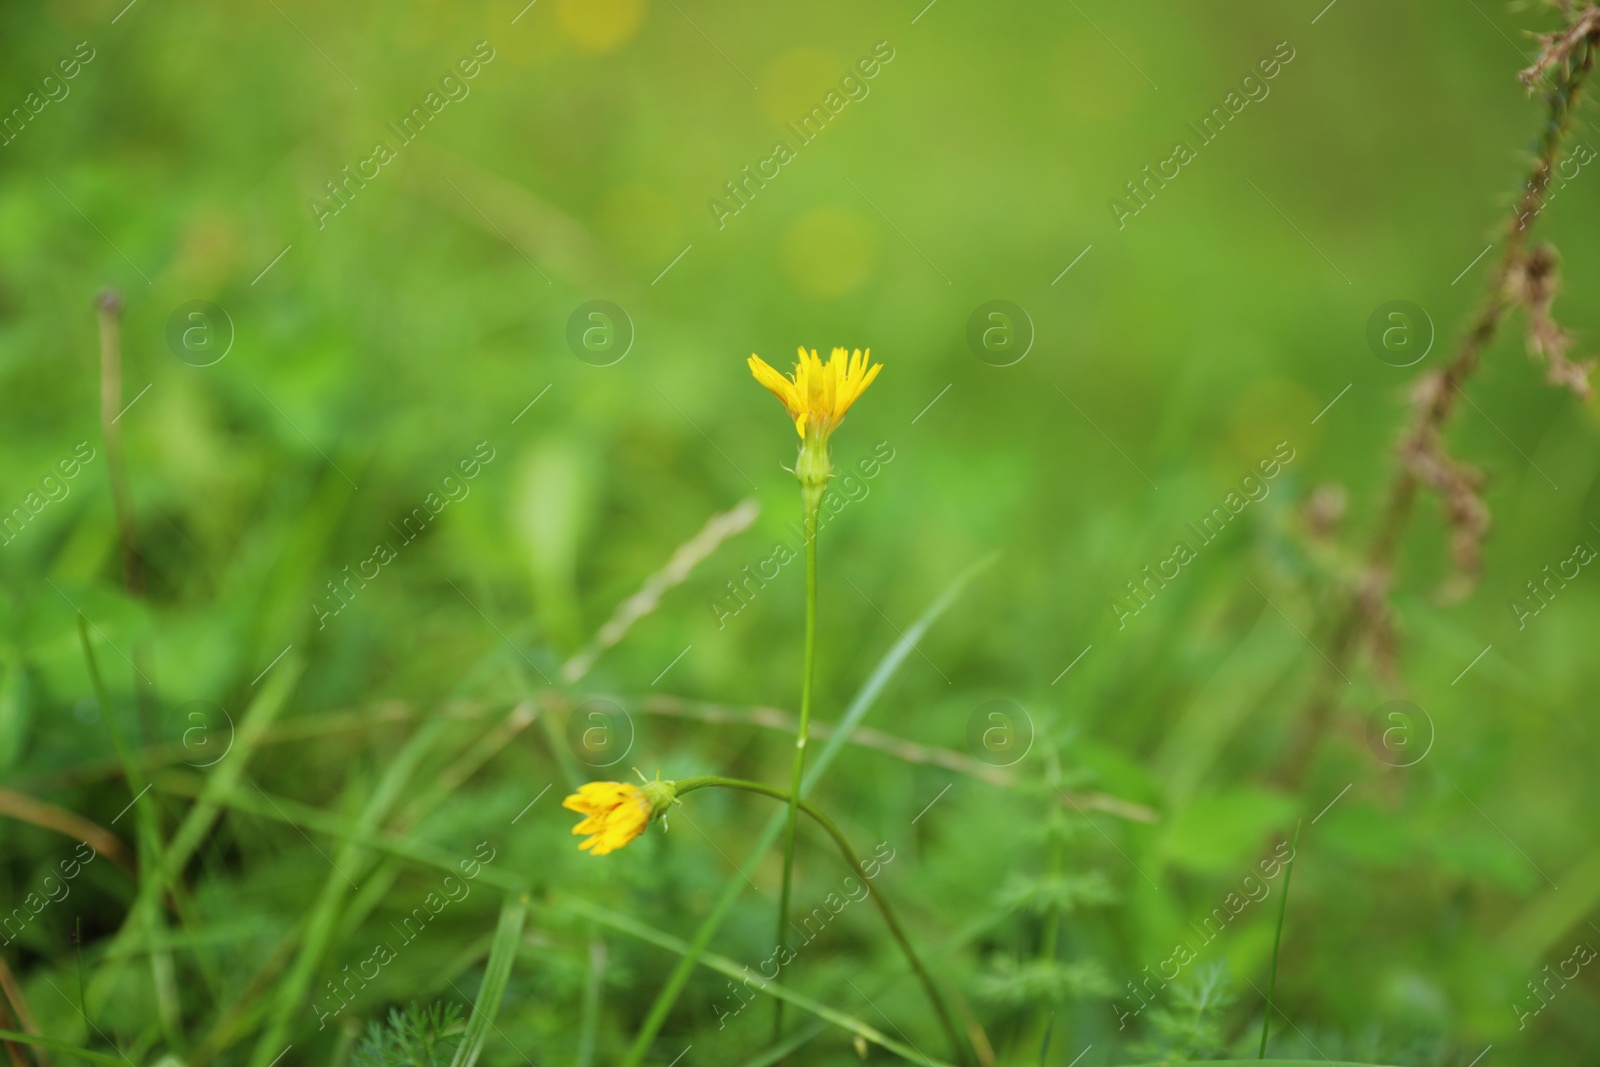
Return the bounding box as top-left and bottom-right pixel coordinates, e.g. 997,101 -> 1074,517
1282,10 -> 1599,780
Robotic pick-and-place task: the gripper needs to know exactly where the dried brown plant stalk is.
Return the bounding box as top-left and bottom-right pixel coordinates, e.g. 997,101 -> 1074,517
0,956 -> 48,1067
96,288 -> 142,595
1284,8 -> 1599,779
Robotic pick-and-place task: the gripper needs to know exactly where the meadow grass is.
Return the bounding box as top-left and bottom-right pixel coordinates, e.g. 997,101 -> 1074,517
2,2 -> 1599,1065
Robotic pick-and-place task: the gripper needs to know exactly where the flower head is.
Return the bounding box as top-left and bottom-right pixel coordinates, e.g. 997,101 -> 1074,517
563,782 -> 650,855
748,347 -> 882,442
562,778 -> 678,855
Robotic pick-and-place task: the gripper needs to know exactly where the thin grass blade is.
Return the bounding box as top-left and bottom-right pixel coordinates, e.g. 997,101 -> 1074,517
0,1029 -> 136,1067
249,716 -> 452,1066
449,893 -> 528,1067
1259,818 -> 1302,1059
564,897 -> 956,1067
621,553 -> 998,1066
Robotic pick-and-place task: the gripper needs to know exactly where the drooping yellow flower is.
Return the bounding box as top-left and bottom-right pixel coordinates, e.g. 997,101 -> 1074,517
748,347 -> 882,440
563,781 -> 651,855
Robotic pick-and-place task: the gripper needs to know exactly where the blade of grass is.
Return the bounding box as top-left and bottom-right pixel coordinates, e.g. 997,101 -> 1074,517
187,936 -> 302,1067
192,700 -> 523,1065
396,701 -> 538,827
433,930 -> 499,1000
735,910 -> 1007,1067
83,920 -> 266,961
1258,818 -> 1302,1059
448,894 -> 528,1067
559,692 -> 1154,820
93,293 -> 168,1025
673,776 -> 969,1064
0,789 -> 134,876
248,715 -> 453,1066
559,497 -> 760,684
93,290 -> 139,597
231,698 -> 535,1059
0,1030 -> 134,1067
329,1016 -> 360,1067
575,937 -> 605,1067
74,920 -> 88,1059
620,552 -> 997,1067
529,668 -> 610,1061
87,658 -> 304,1016
28,689 -> 1148,824
13,698 -> 449,794
0,1005 -> 27,1067
76,616 -> 182,1048
561,897 -> 957,1067
152,773 -> 524,893
0,956 -> 50,1067
151,775 -> 946,1062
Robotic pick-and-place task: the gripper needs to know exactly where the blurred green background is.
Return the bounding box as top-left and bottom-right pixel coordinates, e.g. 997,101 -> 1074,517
2,0 -> 1598,1063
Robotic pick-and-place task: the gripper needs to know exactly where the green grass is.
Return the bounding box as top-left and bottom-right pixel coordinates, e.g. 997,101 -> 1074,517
2,0 -> 1599,1064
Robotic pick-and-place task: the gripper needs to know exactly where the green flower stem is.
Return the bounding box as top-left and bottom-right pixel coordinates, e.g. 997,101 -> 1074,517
1036,805 -> 1063,1047
619,556 -> 996,1067
1258,818 -> 1302,1059
774,481 -> 821,1041
678,775 -> 970,1067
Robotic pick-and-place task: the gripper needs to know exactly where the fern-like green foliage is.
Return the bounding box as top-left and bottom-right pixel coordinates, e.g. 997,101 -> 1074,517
995,870 -> 1117,916
351,1002 -> 466,1067
976,741 -> 1121,1014
1027,807 -> 1087,847
1129,961 -> 1238,1062
975,956 -> 1116,1007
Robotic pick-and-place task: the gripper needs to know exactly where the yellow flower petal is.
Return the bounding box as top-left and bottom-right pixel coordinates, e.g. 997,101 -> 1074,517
563,781 -> 652,856
748,346 -> 882,439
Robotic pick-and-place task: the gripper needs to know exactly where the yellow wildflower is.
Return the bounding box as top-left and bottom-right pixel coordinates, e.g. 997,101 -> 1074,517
563,778 -> 678,855
563,781 -> 651,855
747,347 -> 882,441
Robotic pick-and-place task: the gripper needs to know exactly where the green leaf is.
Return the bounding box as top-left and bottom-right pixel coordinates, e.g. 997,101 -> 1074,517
1161,787 -> 1296,874
449,894 -> 528,1067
